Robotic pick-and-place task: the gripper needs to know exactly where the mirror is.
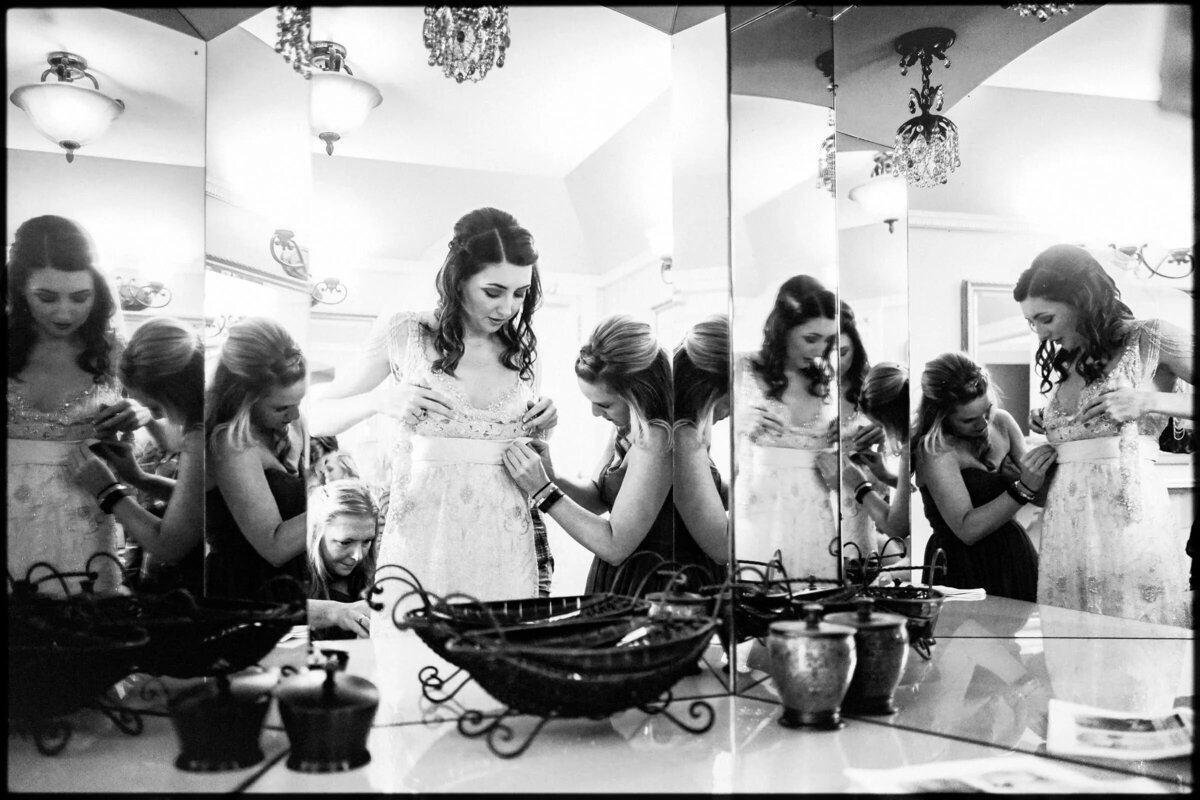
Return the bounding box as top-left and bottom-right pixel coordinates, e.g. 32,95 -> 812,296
286,6 -> 728,624
6,8 -> 207,596
202,11 -> 314,602
728,6 -> 839,681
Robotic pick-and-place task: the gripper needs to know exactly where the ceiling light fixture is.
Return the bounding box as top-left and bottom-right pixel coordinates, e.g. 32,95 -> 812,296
815,50 -> 836,197
310,41 -> 382,156
275,6 -> 313,77
9,52 -> 126,163
849,151 -> 908,233
892,27 -> 960,188
423,6 -> 511,84
1003,4 -> 1074,23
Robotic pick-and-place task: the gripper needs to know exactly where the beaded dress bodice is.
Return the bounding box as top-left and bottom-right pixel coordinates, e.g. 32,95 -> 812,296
7,377 -> 123,441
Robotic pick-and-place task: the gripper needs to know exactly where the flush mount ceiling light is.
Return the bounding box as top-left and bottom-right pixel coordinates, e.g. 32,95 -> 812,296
891,27 -> 961,188
9,52 -> 126,163
423,6 -> 511,84
1003,4 -> 1074,23
849,151 -> 908,233
310,41 -> 382,156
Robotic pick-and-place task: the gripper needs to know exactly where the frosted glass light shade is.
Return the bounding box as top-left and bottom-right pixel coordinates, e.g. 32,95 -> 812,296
309,72 -> 381,138
849,175 -> 908,225
10,82 -> 125,153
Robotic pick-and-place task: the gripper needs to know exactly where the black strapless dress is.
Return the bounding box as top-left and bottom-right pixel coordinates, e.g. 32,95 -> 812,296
205,468 -> 309,601
919,466 -> 1038,602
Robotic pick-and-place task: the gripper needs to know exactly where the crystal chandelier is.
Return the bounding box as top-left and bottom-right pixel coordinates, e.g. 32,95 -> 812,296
891,28 -> 960,188
1003,4 -> 1074,23
423,6 -> 511,84
815,49 -> 836,196
275,6 -> 313,77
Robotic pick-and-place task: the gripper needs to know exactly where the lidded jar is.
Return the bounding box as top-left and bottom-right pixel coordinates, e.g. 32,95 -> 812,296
169,670 -> 278,772
276,654 -> 379,772
766,603 -> 857,730
825,598 -> 909,715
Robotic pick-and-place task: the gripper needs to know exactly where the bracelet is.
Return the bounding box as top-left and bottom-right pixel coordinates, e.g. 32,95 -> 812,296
854,483 -> 873,504
531,480 -> 553,501
1017,479 -> 1038,496
537,487 -> 564,513
94,481 -> 121,500
99,486 -> 132,514
1006,482 -> 1032,505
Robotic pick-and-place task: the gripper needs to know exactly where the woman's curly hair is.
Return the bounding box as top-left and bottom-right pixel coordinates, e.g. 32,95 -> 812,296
751,274 -> 837,401
840,300 -> 870,408
7,215 -> 117,382
1013,245 -> 1134,394
431,207 -> 541,381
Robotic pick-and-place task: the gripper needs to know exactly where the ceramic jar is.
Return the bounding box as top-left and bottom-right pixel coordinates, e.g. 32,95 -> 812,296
825,598 -> 909,715
277,655 -> 379,772
169,670 -> 277,772
766,603 -> 857,730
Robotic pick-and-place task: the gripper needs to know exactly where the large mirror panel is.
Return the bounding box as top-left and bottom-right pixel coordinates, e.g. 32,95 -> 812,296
286,7 -> 729,639
6,8 -> 207,596
203,10 -> 314,603
729,6 -> 840,685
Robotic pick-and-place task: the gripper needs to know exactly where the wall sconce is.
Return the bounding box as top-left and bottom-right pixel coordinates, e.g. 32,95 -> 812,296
892,28 -> 960,188
659,256 -> 674,285
310,41 -> 382,156
205,314 -> 244,340
1109,244 -> 1194,280
9,52 -> 125,163
270,229 -> 310,281
116,277 -> 172,312
849,151 -> 908,233
310,277 -> 348,306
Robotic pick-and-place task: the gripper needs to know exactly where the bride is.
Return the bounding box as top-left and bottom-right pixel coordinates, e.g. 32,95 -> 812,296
308,208 -> 557,615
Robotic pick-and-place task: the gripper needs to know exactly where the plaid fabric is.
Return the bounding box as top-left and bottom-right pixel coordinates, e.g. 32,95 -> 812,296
531,506 -> 554,597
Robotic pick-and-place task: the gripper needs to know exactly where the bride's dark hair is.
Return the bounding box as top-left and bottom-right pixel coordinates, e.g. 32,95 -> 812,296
751,274 -> 837,400
6,215 -> 117,382
431,207 -> 541,381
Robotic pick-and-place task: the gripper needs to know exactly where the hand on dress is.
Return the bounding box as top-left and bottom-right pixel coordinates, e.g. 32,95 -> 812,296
332,599 -> 372,638
1029,407 -> 1046,435
1079,387 -> 1149,425
68,442 -> 121,496
87,439 -> 145,486
849,423 -> 885,451
746,404 -> 786,441
93,399 -> 151,437
522,396 -> 558,434
839,460 -> 873,494
815,449 -> 840,491
373,380 -> 458,425
1017,444 -> 1057,492
501,440 -> 551,496
848,447 -> 892,485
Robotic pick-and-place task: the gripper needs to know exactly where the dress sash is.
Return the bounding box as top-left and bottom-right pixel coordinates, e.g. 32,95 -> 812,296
752,445 -> 820,469
1050,435 -> 1159,464
409,435 -> 531,466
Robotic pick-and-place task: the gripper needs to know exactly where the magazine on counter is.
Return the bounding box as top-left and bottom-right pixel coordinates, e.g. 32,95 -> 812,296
1046,699 -> 1194,761
844,754 -> 1168,793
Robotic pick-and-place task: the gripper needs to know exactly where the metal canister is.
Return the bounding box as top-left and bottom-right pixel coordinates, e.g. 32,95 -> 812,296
826,598 -> 909,715
766,603 -> 857,730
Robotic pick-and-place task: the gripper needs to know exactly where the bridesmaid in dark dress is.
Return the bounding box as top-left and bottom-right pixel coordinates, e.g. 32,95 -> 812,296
912,353 -> 1057,601
205,317 -> 310,601
502,315 -> 682,597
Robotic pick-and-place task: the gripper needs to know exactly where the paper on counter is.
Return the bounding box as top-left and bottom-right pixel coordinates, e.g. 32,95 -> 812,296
844,754 -> 1168,793
1046,699 -> 1194,761
931,585 -> 987,600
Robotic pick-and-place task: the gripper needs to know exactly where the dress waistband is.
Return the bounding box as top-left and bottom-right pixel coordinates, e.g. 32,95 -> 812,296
409,435 -> 531,465
752,445 -> 820,468
1050,435 -> 1159,465
6,437 -> 80,466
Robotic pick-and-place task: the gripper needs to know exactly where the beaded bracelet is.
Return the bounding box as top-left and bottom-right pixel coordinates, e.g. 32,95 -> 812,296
538,487 -> 565,513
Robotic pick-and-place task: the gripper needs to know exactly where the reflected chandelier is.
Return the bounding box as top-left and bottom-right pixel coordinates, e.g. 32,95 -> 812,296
423,6 -> 511,83
9,52 -> 125,163
815,49 -> 836,196
892,27 -> 960,188
1003,4 -> 1074,23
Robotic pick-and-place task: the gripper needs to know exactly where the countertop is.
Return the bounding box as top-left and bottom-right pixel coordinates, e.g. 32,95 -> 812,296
8,595 -> 1193,793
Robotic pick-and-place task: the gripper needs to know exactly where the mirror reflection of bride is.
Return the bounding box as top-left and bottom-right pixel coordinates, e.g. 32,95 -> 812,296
308,208 -> 558,614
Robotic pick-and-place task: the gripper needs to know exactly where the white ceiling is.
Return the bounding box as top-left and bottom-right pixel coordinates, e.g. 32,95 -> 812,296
238,6 -> 672,177
6,7 -> 206,167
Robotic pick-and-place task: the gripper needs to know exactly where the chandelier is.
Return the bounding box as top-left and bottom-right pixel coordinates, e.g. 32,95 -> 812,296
275,6 -> 313,77
1003,4 -> 1074,23
891,27 -> 960,188
815,50 -> 836,196
423,6 -> 511,84
9,52 -> 125,163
